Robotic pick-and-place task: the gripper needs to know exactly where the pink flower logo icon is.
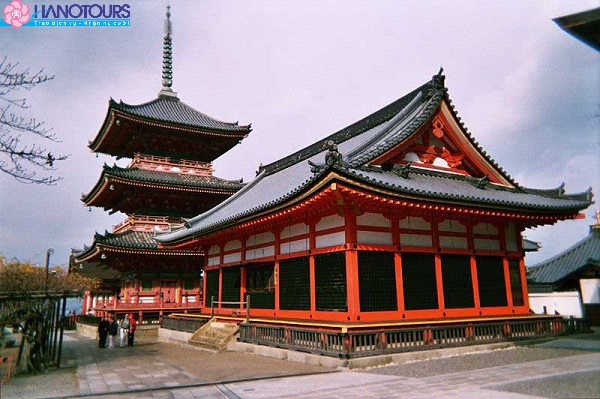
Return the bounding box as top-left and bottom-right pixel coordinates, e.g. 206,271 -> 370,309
4,0 -> 30,28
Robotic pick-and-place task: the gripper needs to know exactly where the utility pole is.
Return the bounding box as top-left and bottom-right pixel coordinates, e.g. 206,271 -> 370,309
44,248 -> 54,291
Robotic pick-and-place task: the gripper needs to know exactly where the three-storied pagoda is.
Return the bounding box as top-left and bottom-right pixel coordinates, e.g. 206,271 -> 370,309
73,7 -> 250,322
157,70 -> 593,328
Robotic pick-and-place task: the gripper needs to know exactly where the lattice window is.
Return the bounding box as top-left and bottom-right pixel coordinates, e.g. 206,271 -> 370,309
441,254 -> 474,308
508,259 -> 524,306
205,270 -> 219,306
221,266 -> 240,308
315,252 -> 347,312
279,257 -> 311,310
402,252 -> 438,310
358,251 -> 397,312
476,256 -> 507,307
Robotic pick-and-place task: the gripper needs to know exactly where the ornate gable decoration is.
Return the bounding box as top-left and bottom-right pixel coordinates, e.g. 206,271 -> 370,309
372,103 -> 512,187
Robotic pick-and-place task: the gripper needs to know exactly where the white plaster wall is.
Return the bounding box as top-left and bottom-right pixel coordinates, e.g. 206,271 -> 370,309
315,214 -> 344,231
528,292 -> 584,318
400,233 -> 432,247
356,212 -> 390,227
223,252 -> 241,263
357,230 -> 392,245
281,223 -> 308,239
580,279 -> 600,304
246,245 -> 275,260
315,231 -> 345,248
280,238 -> 309,254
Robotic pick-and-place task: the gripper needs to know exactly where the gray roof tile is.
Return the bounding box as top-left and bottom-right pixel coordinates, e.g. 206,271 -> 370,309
527,229 -> 600,283
106,165 -> 245,190
112,95 -> 250,133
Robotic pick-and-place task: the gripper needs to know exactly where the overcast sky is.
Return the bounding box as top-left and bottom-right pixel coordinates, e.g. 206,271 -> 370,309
1,1 -> 598,269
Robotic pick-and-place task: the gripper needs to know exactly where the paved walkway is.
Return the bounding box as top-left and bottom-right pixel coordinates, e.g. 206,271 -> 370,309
2,330 -> 599,398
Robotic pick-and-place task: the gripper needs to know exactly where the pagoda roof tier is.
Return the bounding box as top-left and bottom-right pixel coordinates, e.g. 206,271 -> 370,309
89,95 -> 251,161
157,70 -> 593,245
69,252 -> 122,282
82,164 -> 245,217
73,230 -> 203,270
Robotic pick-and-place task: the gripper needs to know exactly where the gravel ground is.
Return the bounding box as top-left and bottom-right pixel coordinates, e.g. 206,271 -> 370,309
490,370 -> 600,398
128,340 -> 333,382
365,346 -> 587,378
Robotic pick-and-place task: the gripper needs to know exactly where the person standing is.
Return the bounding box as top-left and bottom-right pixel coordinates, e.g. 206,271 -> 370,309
127,314 -> 137,347
97,316 -> 110,348
108,317 -> 119,348
119,314 -> 130,348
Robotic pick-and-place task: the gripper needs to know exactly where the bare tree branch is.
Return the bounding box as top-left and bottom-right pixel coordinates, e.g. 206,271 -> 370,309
0,56 -> 68,184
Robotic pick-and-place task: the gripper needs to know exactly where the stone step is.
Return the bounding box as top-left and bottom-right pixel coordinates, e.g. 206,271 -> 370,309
188,319 -> 240,352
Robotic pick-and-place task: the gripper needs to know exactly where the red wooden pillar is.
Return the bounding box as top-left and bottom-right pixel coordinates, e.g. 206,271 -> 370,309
309,217 -> 317,314
394,252 -> 405,312
519,258 -> 530,310
218,267 -> 223,311
274,227 -> 281,312
344,205 -> 360,319
502,257 -> 513,307
391,213 -> 404,312
240,265 -> 247,309
434,253 -> 445,314
274,260 -> 280,313
202,247 -> 209,309
345,250 -> 360,319
309,255 -> 316,314
470,255 -> 481,312
240,236 -> 247,308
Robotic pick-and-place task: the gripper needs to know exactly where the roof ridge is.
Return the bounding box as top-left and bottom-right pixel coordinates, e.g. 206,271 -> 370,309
259,80 -> 433,176
529,232 -> 598,269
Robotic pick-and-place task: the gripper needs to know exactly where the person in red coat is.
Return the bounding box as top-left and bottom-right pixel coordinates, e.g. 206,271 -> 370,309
127,313 -> 137,347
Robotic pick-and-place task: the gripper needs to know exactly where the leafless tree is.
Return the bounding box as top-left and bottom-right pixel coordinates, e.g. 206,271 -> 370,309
0,56 -> 68,184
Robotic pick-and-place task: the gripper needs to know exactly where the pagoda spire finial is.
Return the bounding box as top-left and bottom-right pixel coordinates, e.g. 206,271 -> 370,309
159,3 -> 177,97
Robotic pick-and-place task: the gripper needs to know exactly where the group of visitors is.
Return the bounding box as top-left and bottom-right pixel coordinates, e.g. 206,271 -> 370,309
97,313 -> 137,348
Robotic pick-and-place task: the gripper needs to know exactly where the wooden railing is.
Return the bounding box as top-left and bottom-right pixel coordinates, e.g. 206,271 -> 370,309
94,296 -> 203,310
210,295 -> 251,322
238,317 -> 591,359
161,315 -> 209,333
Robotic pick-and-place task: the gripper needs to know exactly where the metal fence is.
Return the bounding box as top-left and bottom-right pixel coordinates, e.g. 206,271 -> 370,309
161,316 -> 209,333
238,317 -> 591,359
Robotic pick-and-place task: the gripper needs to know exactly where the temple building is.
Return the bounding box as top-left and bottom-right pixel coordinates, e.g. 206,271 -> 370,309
528,211 -> 600,325
72,7 -> 250,322
157,69 -> 593,328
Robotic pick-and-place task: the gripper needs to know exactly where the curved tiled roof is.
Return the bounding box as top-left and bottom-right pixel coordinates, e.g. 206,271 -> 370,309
527,228 -> 600,283
111,95 -> 250,133
73,230 -> 203,263
82,164 -> 244,203
104,165 -> 245,190
345,165 -> 591,212
156,71 -> 594,244
95,230 -> 158,249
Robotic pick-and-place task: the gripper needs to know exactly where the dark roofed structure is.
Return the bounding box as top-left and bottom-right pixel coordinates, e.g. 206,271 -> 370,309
553,7 -> 600,52
88,96 -> 251,161
528,211 -> 600,286
82,162 -> 244,217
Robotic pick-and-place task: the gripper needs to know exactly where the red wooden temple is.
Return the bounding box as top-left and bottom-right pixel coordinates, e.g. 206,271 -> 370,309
71,7 -> 250,322
156,69 -> 593,329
